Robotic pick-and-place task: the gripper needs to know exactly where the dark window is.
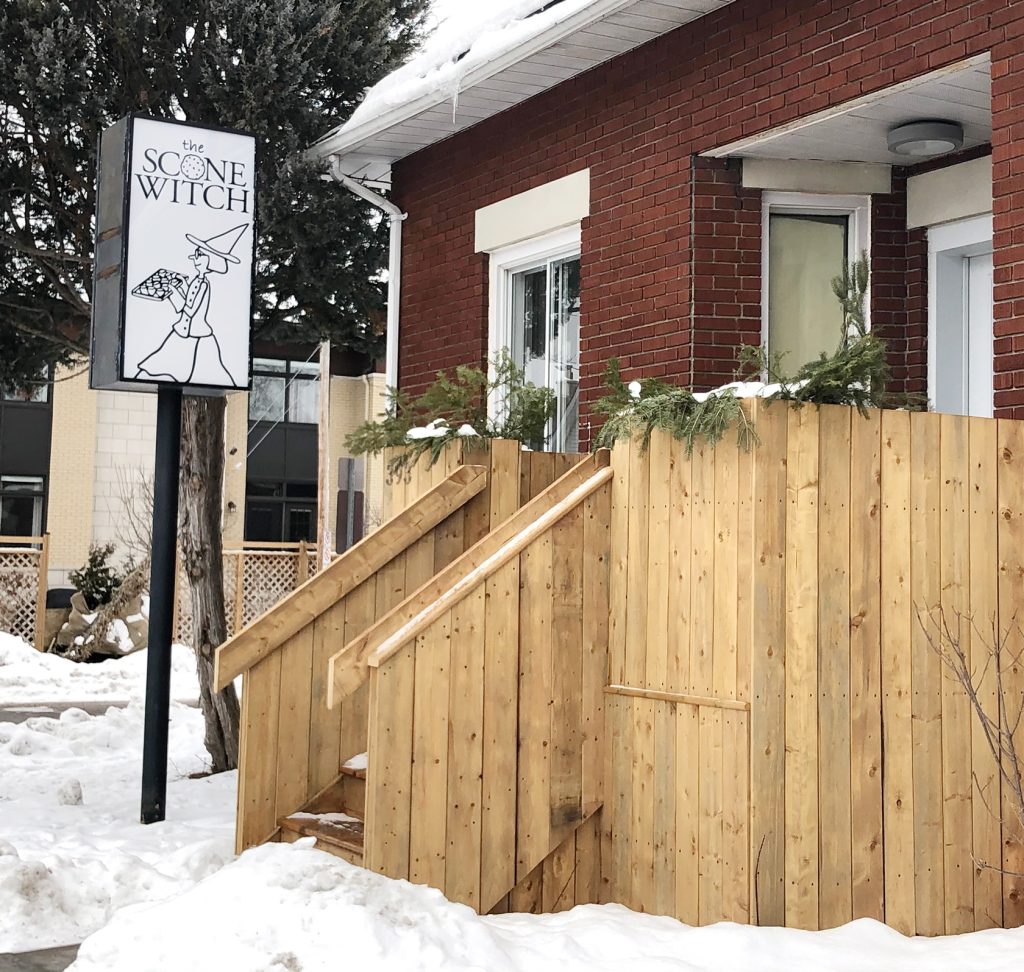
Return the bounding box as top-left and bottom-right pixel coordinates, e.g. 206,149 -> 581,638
1,476 -> 45,536
244,479 -> 316,543
247,357 -> 319,425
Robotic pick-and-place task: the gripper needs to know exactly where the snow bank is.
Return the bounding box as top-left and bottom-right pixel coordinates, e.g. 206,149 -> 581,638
72,840 -> 1024,972
0,699 -> 234,951
342,0 -> 597,134
0,631 -> 198,705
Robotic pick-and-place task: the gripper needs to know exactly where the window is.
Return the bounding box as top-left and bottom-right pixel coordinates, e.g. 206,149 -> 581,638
489,227 -> 581,452
248,357 -> 319,425
762,193 -> 870,372
2,368 -> 50,403
244,480 -> 316,543
1,476 -> 44,536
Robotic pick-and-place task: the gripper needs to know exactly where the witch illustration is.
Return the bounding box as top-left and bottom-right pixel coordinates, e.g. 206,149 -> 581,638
133,223 -> 248,386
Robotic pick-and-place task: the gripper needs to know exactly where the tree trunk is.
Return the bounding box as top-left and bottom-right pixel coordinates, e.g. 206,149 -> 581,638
179,394 -> 240,772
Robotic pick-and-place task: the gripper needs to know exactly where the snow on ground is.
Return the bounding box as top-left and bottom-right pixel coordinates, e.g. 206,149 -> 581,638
72,839 -> 1024,972
0,631 -> 199,706
341,0 -> 599,133
0,634 -> 233,952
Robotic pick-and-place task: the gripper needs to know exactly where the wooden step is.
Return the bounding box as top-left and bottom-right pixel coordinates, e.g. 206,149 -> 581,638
339,753 -> 367,780
279,813 -> 365,865
304,772 -> 365,818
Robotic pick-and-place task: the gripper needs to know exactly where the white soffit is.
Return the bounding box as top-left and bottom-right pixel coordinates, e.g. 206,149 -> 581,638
907,156 -> 993,229
317,0 -> 737,185
705,54 -> 991,165
475,169 -> 591,252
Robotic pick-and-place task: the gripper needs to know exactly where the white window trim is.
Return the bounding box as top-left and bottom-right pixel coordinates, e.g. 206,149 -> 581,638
487,225 -> 582,442
927,213 -> 993,416
760,192 -> 872,360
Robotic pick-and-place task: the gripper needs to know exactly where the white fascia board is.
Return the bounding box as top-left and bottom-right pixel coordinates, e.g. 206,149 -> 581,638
309,0 -> 648,163
742,158 -> 892,195
907,156 -> 993,229
475,169 -> 590,253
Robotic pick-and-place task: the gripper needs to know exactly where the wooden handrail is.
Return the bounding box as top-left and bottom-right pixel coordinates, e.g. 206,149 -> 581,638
0,535 -> 47,546
327,450 -> 612,707
214,464 -> 488,689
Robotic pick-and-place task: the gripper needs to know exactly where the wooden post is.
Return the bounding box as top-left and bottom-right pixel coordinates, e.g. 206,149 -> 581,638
34,533 -> 49,651
297,540 -> 310,585
317,340 -> 332,568
171,546 -> 182,644
233,551 -> 245,636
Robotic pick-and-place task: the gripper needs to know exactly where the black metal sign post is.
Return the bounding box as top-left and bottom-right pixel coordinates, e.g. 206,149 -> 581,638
140,385 -> 183,823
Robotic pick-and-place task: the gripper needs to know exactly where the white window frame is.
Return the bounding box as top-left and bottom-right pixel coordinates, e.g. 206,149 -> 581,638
761,192 -> 872,363
927,213 -> 994,417
487,225 -> 582,449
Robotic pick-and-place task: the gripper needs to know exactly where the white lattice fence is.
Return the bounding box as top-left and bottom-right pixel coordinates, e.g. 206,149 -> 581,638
174,544 -> 314,644
0,536 -> 48,649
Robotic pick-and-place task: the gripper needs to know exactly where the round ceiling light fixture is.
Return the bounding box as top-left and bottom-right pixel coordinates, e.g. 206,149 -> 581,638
887,120 -> 964,157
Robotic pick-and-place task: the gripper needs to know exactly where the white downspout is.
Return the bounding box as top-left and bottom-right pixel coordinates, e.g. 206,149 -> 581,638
329,158 -> 407,390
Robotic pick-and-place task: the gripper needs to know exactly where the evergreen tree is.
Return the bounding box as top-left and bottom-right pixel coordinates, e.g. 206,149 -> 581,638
0,0 -> 428,770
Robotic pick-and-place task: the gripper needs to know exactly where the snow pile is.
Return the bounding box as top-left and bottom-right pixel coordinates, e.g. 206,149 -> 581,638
72,839 -> 1024,971
342,0 -> 598,134
0,699 -> 234,951
691,379 -> 809,403
0,631 -> 198,705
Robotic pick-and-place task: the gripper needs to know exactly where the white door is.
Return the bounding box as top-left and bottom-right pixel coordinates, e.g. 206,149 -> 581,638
966,253 -> 993,418
929,215 -> 993,418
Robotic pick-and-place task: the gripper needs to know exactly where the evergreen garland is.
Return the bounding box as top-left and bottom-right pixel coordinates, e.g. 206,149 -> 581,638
596,254 -> 910,453
345,350 -> 556,476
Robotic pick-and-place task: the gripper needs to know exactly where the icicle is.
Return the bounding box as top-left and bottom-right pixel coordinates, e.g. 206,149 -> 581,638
451,80 -> 460,124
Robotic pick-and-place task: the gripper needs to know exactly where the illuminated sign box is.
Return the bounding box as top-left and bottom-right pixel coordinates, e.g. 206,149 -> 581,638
90,115 -> 256,393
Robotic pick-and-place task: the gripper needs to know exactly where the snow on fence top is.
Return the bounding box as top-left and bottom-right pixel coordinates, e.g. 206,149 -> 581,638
339,0 -> 598,134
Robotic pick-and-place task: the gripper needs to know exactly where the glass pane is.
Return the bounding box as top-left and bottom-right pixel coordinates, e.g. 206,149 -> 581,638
550,256 -> 581,453
286,505 -> 316,543
510,266 -> 548,391
0,494 -> 41,536
246,480 -> 283,498
286,481 -> 317,498
249,374 -> 285,422
245,502 -> 282,542
1,476 -> 44,493
253,357 -> 286,373
288,377 -> 320,424
768,214 -> 849,372
289,360 -> 320,377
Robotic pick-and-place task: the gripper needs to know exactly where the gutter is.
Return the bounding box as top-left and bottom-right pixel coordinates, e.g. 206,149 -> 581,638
329,157 -> 407,391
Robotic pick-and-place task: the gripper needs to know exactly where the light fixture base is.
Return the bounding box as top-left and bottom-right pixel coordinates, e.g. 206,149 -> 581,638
887,121 -> 965,158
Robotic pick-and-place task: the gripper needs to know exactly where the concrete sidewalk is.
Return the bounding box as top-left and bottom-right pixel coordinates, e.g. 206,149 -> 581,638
0,946 -> 79,972
0,701 -> 128,724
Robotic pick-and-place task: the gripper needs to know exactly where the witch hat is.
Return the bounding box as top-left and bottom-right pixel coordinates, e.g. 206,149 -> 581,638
185,223 -> 248,265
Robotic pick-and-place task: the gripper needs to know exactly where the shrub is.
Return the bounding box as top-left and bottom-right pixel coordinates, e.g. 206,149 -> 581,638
69,543 -> 125,611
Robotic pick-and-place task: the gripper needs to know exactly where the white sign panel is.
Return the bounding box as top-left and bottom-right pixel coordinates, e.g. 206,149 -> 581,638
99,116 -> 256,391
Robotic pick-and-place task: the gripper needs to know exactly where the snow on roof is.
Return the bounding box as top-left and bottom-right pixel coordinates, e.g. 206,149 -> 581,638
343,0 -> 595,132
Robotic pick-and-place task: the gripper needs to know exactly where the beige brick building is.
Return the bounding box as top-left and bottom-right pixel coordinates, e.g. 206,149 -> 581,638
33,360 -> 385,591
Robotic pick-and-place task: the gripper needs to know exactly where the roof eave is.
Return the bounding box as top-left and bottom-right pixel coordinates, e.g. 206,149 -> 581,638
310,0 -> 644,165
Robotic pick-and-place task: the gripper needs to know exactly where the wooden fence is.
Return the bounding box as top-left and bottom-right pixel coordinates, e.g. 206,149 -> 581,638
174,541 -> 318,644
0,535 -> 48,649
604,404 -> 1024,934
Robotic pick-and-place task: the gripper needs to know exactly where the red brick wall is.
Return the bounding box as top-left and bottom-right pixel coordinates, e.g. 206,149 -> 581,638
392,0 -> 1011,428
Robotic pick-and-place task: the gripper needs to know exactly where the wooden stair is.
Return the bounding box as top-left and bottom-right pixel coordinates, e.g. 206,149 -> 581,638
279,754 -> 369,864
279,813 -> 365,865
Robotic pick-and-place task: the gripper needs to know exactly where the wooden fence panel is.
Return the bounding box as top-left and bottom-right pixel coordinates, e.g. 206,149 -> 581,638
603,405 -> 1020,935
602,689 -> 751,925
365,475 -> 612,912
0,536 -> 48,649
